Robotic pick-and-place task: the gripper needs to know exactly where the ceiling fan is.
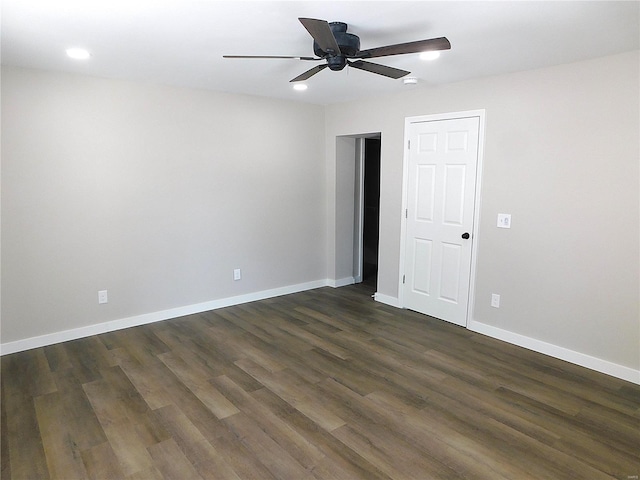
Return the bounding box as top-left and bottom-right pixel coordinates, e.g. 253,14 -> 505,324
223,18 -> 451,82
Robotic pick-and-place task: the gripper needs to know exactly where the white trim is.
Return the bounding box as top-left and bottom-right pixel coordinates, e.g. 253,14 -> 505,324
399,109 -> 486,327
469,320 -> 640,385
465,112 -> 486,329
329,277 -> 356,288
0,279 -> 329,356
353,138 -> 365,284
4,280 -> 636,386
374,293 -> 402,308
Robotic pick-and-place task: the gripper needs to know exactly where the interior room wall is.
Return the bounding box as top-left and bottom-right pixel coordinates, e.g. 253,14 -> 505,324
2,52 -> 638,382
1,66 -> 327,346
325,51 -> 640,376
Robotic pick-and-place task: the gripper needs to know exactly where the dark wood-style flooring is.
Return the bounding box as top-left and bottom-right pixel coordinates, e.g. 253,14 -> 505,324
2,284 -> 639,479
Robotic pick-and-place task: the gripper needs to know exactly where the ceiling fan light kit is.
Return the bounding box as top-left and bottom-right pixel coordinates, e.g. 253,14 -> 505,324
223,18 -> 450,84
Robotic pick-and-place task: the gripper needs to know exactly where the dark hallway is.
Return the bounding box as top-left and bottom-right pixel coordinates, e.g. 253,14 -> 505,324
362,138 -> 380,290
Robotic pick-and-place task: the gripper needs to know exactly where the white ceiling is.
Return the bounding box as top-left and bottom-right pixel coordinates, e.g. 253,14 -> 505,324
2,0 -> 638,105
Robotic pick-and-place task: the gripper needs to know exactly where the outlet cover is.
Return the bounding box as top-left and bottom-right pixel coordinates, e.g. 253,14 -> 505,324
491,294 -> 500,308
497,214 -> 511,229
233,269 -> 241,281
98,290 -> 108,304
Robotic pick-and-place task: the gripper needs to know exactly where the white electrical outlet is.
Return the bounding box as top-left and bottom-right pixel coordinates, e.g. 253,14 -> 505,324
98,290 -> 108,304
491,293 -> 500,308
497,214 -> 512,229
233,268 -> 241,281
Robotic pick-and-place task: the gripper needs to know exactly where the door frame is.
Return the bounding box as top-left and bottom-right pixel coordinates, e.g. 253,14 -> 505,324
353,138 -> 365,284
398,110 -> 486,327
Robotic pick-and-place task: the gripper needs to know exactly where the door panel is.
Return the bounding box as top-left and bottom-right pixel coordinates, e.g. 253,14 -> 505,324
443,165 -> 466,224
440,242 -> 462,302
416,165 -> 436,221
413,239 -> 433,294
404,116 -> 480,326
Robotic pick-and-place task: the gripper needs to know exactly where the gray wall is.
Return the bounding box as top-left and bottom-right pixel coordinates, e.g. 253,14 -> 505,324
2,51 -> 639,378
1,66 -> 326,343
326,51 -> 639,371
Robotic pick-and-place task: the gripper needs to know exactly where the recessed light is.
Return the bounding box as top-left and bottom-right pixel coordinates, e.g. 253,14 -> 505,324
420,51 -> 440,61
66,48 -> 91,60
293,84 -> 308,91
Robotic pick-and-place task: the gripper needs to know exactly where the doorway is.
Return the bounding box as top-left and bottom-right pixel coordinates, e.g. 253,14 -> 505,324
334,134 -> 381,291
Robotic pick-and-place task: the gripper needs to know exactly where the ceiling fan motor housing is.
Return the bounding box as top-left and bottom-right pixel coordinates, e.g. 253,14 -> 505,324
313,22 -> 360,71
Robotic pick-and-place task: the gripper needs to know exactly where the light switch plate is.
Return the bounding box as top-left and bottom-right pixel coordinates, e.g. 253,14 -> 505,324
497,214 -> 512,228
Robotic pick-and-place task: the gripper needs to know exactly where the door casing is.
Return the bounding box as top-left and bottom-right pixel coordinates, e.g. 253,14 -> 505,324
399,110 -> 486,327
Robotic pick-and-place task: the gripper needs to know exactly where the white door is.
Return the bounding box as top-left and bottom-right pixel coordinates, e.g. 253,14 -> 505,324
403,115 -> 480,326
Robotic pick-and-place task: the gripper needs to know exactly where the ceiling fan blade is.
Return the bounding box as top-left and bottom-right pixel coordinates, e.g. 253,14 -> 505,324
223,55 -> 320,61
348,60 -> 410,79
356,37 -> 451,59
290,64 -> 328,82
298,18 -> 341,55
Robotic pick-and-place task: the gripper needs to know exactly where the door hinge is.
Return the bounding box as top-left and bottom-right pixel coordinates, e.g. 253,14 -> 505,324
403,275 -> 406,284
405,209 -> 408,218
407,140 -> 410,149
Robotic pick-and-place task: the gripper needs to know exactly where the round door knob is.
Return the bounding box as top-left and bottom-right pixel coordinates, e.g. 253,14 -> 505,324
462,232 -> 470,239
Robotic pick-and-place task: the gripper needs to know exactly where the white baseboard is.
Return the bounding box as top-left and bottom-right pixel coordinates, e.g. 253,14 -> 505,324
5,285 -> 637,386
369,295 -> 639,385
468,320 -> 640,385
373,292 -> 402,308
0,279 -> 329,356
329,277 -> 355,288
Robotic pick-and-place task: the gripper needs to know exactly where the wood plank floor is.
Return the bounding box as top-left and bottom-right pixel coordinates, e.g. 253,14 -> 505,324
2,284 -> 639,479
